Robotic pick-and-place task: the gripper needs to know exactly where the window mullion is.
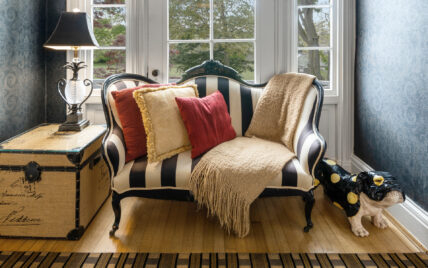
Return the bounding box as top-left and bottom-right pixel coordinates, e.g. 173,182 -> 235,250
209,0 -> 214,59
297,4 -> 330,9
92,4 -> 125,8
213,39 -> 255,43
298,47 -> 331,50
96,47 -> 126,50
168,40 -> 210,44
295,0 -> 334,90
91,0 -> 127,83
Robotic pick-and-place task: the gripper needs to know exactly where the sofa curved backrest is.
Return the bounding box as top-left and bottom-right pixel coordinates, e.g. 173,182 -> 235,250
101,60 -> 326,180
176,60 -> 326,177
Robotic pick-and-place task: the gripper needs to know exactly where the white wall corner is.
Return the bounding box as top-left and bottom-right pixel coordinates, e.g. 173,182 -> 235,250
339,160 -> 352,172
336,0 -> 355,168
351,154 -> 428,249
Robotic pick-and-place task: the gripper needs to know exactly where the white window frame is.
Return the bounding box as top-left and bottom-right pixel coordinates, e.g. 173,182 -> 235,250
166,0 -> 257,82
91,1 -> 127,88
143,0 -> 275,84
68,0 -> 345,99
291,0 -> 338,97
67,0 -> 130,98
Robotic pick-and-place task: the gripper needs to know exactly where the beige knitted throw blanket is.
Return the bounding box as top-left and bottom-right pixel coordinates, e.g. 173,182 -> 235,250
189,73 -> 315,237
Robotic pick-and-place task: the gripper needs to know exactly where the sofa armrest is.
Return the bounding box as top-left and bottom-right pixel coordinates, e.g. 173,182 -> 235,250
101,73 -> 157,179
102,125 -> 126,178
295,128 -> 325,177
293,82 -> 326,177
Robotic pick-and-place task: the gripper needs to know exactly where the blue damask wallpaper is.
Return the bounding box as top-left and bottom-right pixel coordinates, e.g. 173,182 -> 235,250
355,0 -> 428,210
0,0 -> 46,141
0,0 -> 66,142
46,0 -> 67,123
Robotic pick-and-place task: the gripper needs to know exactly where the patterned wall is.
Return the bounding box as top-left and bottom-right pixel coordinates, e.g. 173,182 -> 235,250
355,0 -> 428,210
0,0 -> 66,142
0,0 -> 46,142
46,0 -> 66,123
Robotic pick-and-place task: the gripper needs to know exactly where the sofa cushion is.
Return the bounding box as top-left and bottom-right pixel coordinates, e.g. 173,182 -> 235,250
188,76 -> 264,136
176,91 -> 236,158
112,83 -> 174,162
133,84 -> 199,162
111,150 -> 315,194
104,76 -> 264,173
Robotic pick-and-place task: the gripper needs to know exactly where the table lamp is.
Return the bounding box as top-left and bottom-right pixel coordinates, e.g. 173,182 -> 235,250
44,10 -> 99,131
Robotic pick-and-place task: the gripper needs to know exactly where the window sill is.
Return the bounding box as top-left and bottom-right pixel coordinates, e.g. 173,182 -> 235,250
324,95 -> 339,105
83,86 -> 340,105
83,93 -> 340,106
85,95 -> 102,104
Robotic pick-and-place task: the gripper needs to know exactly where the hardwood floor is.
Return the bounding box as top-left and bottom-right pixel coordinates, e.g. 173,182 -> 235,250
0,188 -> 424,253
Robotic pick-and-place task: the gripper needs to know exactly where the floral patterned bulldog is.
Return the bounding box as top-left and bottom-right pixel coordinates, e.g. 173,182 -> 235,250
315,159 -> 405,237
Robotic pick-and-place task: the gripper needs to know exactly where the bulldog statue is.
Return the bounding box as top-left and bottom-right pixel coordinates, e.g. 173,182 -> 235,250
315,159 -> 405,237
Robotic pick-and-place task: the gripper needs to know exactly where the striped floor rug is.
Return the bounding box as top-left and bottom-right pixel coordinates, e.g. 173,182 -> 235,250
0,252 -> 427,267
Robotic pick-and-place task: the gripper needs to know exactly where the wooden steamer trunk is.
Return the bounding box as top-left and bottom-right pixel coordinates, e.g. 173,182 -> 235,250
0,124 -> 110,240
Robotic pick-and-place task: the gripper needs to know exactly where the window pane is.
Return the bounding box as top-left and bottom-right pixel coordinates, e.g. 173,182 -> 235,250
94,0 -> 125,4
213,0 -> 255,39
298,8 -> 330,47
169,0 -> 210,40
298,0 -> 329,5
214,42 -> 254,81
298,50 -> 330,88
94,7 -> 126,47
169,43 -> 210,81
94,49 -> 126,79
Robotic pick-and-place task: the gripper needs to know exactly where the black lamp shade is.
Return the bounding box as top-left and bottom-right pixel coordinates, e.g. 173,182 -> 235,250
44,12 -> 99,50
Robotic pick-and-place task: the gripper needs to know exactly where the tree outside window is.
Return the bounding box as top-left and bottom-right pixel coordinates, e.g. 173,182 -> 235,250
168,0 -> 255,82
297,0 -> 331,88
90,0 -> 333,88
92,0 -> 126,81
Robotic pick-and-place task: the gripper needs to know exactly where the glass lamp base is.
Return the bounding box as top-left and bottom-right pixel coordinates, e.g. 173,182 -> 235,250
58,111 -> 90,132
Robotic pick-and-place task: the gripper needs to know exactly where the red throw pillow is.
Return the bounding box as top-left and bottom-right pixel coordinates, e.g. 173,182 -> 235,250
112,83 -> 174,162
175,91 -> 236,158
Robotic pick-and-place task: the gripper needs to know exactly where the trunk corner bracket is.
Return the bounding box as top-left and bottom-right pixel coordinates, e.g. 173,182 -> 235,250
67,151 -> 84,166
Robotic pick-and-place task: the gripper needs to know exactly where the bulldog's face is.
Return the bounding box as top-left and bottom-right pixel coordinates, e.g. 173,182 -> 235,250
358,171 -> 405,205
381,191 -> 405,207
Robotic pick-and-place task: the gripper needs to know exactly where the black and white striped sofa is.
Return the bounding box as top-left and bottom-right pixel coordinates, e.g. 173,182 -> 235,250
101,60 -> 326,236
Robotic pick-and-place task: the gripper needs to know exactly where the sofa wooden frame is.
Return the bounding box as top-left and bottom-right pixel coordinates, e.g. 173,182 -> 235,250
101,60 -> 326,237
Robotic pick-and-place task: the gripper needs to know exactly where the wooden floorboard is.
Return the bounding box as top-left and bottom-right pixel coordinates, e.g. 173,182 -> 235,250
0,188 -> 423,253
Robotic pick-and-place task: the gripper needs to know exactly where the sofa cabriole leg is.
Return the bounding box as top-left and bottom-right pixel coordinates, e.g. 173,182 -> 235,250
303,190 -> 315,232
109,191 -> 121,237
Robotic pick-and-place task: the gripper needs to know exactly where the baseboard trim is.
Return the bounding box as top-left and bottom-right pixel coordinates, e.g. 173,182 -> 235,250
340,160 -> 352,172
351,154 -> 428,250
350,154 -> 372,172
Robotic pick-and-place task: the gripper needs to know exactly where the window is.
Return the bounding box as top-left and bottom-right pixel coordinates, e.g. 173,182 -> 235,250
296,0 -> 332,89
168,0 -> 255,82
69,0 -> 338,92
92,0 -> 127,87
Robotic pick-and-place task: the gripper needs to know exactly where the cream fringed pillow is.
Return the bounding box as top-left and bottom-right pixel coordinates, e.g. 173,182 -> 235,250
133,84 -> 199,162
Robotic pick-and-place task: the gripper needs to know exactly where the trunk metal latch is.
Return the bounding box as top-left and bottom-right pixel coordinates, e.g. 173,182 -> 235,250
24,161 -> 42,183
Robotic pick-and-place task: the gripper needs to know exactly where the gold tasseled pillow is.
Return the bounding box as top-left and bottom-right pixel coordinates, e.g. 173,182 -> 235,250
133,84 -> 199,162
